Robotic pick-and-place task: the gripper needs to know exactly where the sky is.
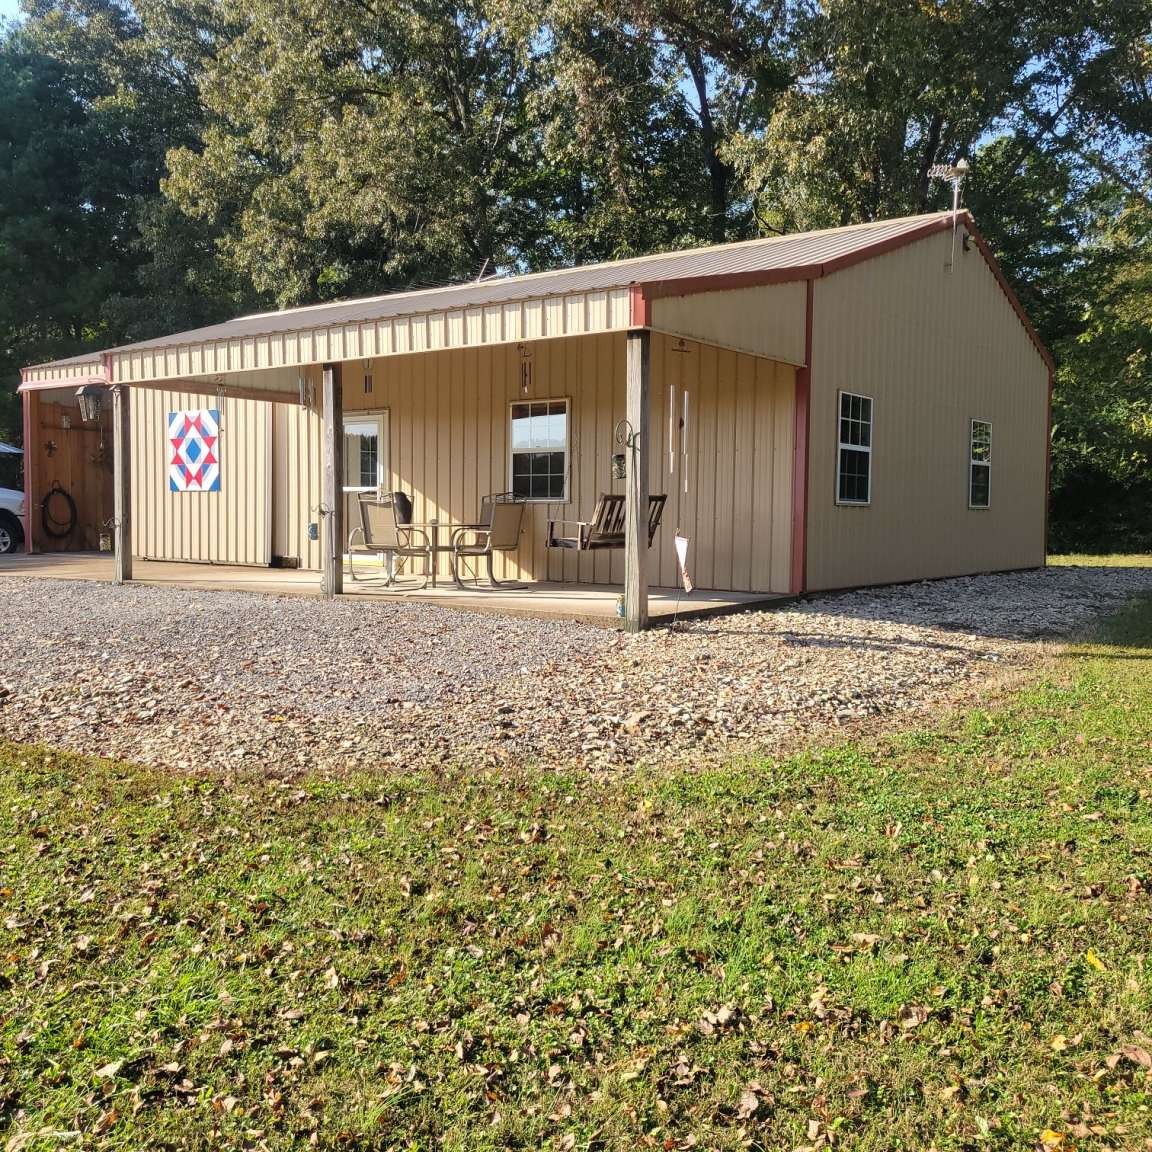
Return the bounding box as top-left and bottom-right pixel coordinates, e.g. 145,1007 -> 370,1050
0,1 -> 21,22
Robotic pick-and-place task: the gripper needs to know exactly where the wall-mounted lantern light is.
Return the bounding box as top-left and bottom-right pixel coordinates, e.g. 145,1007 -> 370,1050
76,384 -> 104,424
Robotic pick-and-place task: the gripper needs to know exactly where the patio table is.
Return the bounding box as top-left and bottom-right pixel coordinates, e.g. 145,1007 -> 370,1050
406,519 -> 484,588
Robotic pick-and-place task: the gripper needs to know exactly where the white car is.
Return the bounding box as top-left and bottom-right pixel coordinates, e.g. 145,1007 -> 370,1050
0,487 -> 26,554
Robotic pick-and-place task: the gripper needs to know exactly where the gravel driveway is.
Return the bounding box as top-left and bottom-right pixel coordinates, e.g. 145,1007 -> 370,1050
2,566 -> 1150,773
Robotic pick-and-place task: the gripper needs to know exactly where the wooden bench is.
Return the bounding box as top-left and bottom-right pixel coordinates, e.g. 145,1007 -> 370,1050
546,493 -> 666,551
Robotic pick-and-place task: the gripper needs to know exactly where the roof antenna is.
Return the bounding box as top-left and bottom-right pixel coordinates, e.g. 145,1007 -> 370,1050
927,158 -> 969,272
475,258 -> 490,283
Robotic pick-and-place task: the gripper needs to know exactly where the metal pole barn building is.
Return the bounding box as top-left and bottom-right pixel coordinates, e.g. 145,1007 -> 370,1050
19,211 -> 1052,631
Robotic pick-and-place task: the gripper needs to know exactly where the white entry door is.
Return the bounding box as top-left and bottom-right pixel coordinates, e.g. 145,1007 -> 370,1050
343,411 -> 390,534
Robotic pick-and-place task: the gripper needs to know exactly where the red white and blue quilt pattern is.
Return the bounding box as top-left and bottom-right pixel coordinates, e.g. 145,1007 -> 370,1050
168,409 -> 221,493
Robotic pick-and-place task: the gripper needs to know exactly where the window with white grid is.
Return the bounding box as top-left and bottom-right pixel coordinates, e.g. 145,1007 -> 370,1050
509,399 -> 569,502
969,419 -> 991,508
836,391 -> 873,505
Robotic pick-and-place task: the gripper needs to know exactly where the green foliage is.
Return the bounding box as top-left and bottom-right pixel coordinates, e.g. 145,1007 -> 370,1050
1050,202 -> 1152,552
0,0 -> 248,441
3,597 -> 1152,1147
153,0 -> 550,306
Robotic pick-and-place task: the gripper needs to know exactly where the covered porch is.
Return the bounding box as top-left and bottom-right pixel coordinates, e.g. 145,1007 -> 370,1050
21,329 -> 800,629
19,230 -> 826,629
0,550 -> 786,625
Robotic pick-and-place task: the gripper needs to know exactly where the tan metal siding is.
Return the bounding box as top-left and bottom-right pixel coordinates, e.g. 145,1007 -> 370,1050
20,359 -> 103,385
805,229 -> 1049,591
272,393 -> 322,570
343,332 -> 795,593
131,389 -> 272,565
109,288 -> 635,385
650,281 -> 807,366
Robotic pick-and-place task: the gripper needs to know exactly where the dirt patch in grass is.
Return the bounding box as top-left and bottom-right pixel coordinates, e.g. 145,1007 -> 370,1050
1,598 -> 1151,1150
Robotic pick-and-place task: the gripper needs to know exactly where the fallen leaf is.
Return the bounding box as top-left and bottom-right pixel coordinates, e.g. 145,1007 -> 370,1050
737,1090 -> 759,1120
1118,1044 -> 1152,1070
93,1108 -> 119,1134
1085,948 -> 1106,972
898,1004 -> 929,1030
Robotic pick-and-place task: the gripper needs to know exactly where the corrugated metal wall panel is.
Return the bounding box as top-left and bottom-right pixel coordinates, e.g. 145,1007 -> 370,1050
342,332 -> 795,594
650,281 -> 808,366
271,392 -> 323,570
806,228 -> 1049,591
131,389 -> 272,565
110,287 -> 639,384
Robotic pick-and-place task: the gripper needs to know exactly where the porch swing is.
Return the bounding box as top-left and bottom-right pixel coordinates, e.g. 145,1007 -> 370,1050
545,493 -> 666,552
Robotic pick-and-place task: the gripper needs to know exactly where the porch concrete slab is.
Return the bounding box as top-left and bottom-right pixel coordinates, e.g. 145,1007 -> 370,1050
0,552 -> 317,597
0,552 -> 786,624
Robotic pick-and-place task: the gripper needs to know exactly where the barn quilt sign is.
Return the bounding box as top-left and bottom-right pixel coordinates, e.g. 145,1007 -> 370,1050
168,409 -> 221,493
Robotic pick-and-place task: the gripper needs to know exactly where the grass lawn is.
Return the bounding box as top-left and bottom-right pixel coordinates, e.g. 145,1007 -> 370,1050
2,601 -> 1152,1151
1049,554 -> 1152,567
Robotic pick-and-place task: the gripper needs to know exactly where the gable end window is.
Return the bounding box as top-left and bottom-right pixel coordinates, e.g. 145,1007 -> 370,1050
510,399 -> 569,502
836,391 -> 873,505
969,419 -> 991,508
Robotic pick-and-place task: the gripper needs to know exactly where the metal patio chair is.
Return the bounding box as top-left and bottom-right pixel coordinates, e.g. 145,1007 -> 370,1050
546,493 -> 666,551
449,495 -> 526,588
348,492 -> 430,587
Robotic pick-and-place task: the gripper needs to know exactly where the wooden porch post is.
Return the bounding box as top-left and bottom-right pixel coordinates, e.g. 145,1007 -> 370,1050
111,384 -> 133,583
624,329 -> 651,632
21,388 -> 39,553
321,362 -> 344,598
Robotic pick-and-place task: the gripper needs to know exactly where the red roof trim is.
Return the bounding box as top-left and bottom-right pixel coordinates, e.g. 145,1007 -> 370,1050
960,217 -> 1056,372
629,284 -> 650,327
817,214 -> 954,275
639,217 -> 954,302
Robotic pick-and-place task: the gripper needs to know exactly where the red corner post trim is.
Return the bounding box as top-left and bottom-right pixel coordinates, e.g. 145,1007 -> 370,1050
629,284 -> 650,327
790,279 -> 814,596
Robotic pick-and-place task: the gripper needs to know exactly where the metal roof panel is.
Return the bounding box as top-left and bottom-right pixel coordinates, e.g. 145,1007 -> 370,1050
24,213 -> 955,371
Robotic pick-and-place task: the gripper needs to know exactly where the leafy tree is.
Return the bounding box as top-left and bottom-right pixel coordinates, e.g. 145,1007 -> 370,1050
1,0 -> 1149,552
0,36 -> 114,440
0,0 -> 244,442
1049,198 -> 1152,550
966,137 -> 1151,551
152,0 -> 549,306
731,0 -> 1151,231
508,0 -> 793,249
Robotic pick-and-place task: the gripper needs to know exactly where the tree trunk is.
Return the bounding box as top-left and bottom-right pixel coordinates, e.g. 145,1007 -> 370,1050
685,46 -> 730,244
915,113 -> 945,211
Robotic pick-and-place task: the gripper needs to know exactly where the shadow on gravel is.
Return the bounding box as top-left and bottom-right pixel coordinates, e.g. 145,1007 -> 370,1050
674,627 -> 986,658
675,567 -> 1152,646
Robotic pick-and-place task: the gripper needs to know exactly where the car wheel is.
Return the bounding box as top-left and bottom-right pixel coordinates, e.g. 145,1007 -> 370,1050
0,512 -> 22,554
